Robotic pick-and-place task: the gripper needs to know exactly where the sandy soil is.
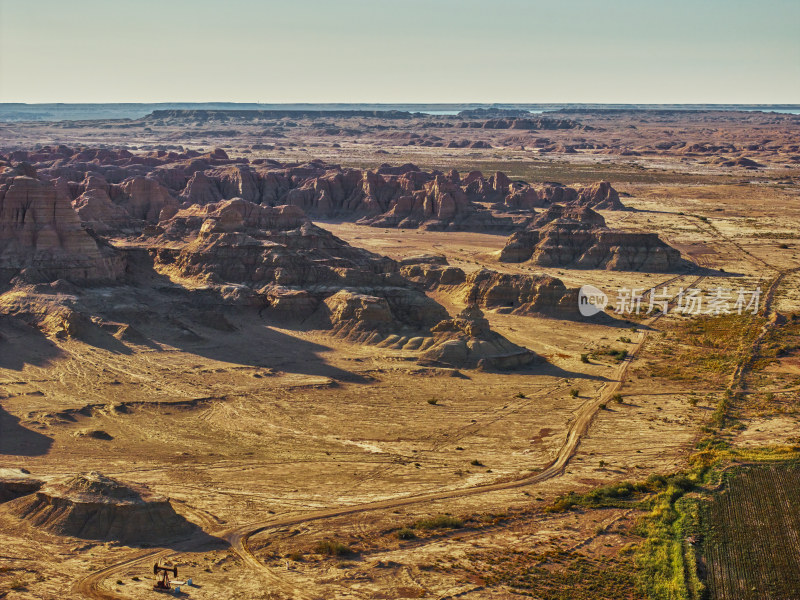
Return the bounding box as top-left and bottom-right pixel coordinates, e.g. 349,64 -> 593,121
1,110 -> 800,599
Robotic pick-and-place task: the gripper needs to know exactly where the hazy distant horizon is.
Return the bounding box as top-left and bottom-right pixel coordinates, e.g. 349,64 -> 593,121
1,0 -> 798,104
2,102 -> 799,122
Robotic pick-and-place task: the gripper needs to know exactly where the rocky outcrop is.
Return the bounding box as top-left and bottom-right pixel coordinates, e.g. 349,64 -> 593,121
321,291 -> 392,339
401,263 -> 467,288
3,472 -> 197,544
498,180 -> 625,212
72,187 -> 130,234
158,198 -> 307,239
358,174 -> 516,231
402,265 -> 580,318
419,306 -> 538,370
316,288 -> 449,341
501,182 -> 579,210
153,199 -> 399,292
500,215 -> 683,271
71,174 -> 178,232
4,148 -> 627,230
458,117 -> 583,130
0,176 -> 124,283
111,176 -> 178,221
572,181 -> 625,210
458,269 -> 580,317
150,198 -> 452,353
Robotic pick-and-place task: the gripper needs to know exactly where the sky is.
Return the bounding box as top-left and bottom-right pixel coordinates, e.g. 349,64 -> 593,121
0,0 -> 798,104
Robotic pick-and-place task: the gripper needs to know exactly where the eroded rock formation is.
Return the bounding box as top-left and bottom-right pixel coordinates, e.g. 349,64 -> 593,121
0,176 -> 125,283
402,264 -> 580,318
1,148 -> 626,234
3,472 -> 196,544
499,206 -> 682,271
419,306 -> 538,370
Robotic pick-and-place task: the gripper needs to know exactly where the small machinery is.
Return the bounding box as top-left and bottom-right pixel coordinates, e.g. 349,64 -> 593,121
153,563 -> 178,591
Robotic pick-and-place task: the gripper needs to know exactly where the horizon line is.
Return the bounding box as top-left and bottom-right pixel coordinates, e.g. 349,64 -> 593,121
2,101 -> 800,106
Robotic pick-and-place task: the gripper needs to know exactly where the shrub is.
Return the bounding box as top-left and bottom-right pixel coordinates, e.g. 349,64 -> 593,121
612,393 -> 623,403
599,403 -> 607,410
470,459 -> 483,466
427,398 -> 438,405
514,392 -> 526,398
580,353 -> 590,363
570,389 -> 579,398
315,539 -> 352,556
396,527 -> 416,540
415,514 -> 464,530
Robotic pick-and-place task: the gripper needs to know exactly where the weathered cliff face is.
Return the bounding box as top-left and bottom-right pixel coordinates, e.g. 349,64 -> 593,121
71,174 -> 178,233
2,148 -> 627,232
358,174 -> 516,231
499,218 -> 683,272
111,176 -> 178,222
318,289 -> 448,343
499,230 -> 542,263
572,181 -> 626,210
148,198 -> 453,349
0,176 -> 125,283
401,264 -> 580,318
501,182 -> 580,210
496,180 -> 625,212
459,269 -> 580,317
400,263 -> 468,288
499,205 -> 607,261
3,472 -> 196,544
152,199 -> 390,293
157,198 -> 307,239
419,306 -> 538,370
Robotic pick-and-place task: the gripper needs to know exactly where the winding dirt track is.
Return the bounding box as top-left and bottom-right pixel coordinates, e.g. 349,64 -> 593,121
73,324 -> 647,599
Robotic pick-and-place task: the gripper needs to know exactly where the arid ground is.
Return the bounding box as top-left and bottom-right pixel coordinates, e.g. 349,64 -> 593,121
1,108 -> 800,599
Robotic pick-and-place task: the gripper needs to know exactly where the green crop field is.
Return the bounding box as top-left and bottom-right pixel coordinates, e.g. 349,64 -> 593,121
700,463 -> 800,600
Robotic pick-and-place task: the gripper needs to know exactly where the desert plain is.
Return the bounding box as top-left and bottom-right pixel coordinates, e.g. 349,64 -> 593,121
1,106 -> 800,599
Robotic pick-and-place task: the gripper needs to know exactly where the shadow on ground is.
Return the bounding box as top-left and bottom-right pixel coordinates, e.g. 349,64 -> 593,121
0,405 -> 53,456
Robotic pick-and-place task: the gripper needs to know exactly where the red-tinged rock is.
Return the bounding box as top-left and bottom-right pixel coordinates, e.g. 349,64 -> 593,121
0,177 -> 124,282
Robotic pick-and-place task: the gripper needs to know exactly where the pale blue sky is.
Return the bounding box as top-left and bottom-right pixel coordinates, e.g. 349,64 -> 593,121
1,0 -> 798,103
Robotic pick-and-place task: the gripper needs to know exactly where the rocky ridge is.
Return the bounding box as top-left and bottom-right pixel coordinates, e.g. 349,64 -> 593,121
1,148 -> 626,234
499,206 -> 682,271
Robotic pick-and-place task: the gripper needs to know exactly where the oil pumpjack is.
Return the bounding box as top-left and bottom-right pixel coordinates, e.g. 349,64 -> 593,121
153,563 -> 178,591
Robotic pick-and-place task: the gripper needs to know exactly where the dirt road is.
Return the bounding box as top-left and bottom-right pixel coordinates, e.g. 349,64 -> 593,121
74,323 -> 648,599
